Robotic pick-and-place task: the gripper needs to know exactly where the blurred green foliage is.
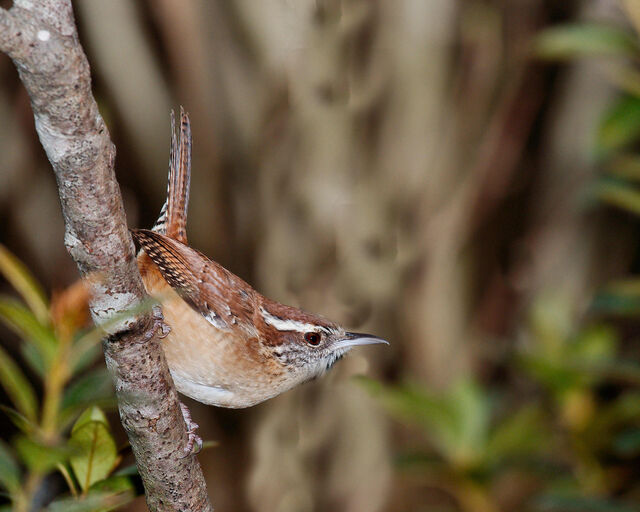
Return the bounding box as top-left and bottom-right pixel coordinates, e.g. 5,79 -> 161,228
363,297 -> 640,512
361,16 -> 640,512
533,14 -> 640,224
538,18 -> 640,224
0,245 -> 141,511
533,23 -> 639,60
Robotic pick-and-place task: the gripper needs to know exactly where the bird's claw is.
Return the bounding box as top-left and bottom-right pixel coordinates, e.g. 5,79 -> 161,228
136,305 -> 171,344
153,305 -> 171,338
179,402 -> 203,457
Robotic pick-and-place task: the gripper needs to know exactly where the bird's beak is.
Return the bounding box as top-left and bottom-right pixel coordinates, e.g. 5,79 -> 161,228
331,332 -> 389,351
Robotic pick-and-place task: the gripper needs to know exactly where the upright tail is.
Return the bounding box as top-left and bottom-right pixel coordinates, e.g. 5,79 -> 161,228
152,107 -> 192,244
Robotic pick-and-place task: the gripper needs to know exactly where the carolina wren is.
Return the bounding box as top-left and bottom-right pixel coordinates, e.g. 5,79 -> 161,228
133,109 -> 387,418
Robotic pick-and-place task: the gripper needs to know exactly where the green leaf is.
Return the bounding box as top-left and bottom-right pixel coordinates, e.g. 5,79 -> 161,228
358,377 -> 482,467
56,462 -> 78,497
393,452 -> 443,472
601,392 -> 640,425
591,361 -> 640,385
70,341 -> 100,376
606,154 -> 640,182
614,428 -> 640,456
597,96 -> 640,156
68,330 -> 104,377
0,440 -> 20,495
69,407 -> 118,492
486,406 -> 545,465
62,368 -> 114,411
15,436 -> 69,473
90,475 -> 136,494
46,490 -> 134,512
59,370 -> 115,428
518,353 -> 578,395
534,492 -> 638,512
20,341 -> 46,379
594,180 -> 640,216
571,325 -> 616,364
534,24 -> 638,60
0,405 -> 37,435
358,377 -> 458,440
586,392 -> 640,443
200,440 -> 219,451
113,464 -> 138,477
591,291 -> 640,316
0,297 -> 57,369
0,245 -> 49,324
529,294 -> 573,357
0,344 -> 38,421
72,406 -> 109,432
592,277 -> 640,315
447,379 -> 490,465
613,67 -> 640,99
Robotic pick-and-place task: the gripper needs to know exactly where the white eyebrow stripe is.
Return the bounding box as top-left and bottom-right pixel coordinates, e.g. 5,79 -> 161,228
260,307 -> 329,333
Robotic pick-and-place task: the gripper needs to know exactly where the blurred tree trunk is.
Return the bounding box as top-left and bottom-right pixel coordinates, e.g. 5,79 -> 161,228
244,1 -> 399,510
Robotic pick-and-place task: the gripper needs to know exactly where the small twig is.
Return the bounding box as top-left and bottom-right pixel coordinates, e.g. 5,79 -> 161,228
0,1 -> 212,510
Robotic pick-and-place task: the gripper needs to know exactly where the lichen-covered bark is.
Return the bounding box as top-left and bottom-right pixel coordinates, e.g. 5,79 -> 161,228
0,1 -> 212,510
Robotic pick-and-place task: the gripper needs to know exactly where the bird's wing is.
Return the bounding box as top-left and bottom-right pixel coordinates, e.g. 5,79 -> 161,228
132,229 -> 255,332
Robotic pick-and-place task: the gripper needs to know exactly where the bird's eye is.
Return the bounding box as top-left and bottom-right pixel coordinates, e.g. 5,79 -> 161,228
304,332 -> 321,346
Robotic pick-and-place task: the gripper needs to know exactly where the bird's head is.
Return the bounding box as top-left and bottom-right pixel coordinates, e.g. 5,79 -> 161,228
255,299 -> 388,382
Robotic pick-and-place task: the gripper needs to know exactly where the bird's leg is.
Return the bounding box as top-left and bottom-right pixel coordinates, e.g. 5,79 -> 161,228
179,402 -> 203,457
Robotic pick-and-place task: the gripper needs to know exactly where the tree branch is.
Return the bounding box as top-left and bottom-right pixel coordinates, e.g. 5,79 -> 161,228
0,2 -> 212,510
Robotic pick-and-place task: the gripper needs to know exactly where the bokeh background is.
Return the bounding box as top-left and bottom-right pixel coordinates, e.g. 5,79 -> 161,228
2,1 -> 640,511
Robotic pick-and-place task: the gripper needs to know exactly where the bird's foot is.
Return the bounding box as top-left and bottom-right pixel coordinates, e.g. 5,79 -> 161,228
179,402 -> 202,457
152,305 -> 171,338
136,305 -> 171,344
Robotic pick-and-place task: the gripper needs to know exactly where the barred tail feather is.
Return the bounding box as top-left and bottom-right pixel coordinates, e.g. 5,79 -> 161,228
152,107 -> 192,244
153,200 -> 168,235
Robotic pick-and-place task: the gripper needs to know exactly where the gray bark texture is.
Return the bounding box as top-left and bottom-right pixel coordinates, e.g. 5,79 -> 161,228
0,1 -> 213,510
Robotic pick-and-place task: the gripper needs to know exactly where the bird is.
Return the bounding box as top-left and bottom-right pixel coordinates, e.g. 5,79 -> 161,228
132,108 -> 388,453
